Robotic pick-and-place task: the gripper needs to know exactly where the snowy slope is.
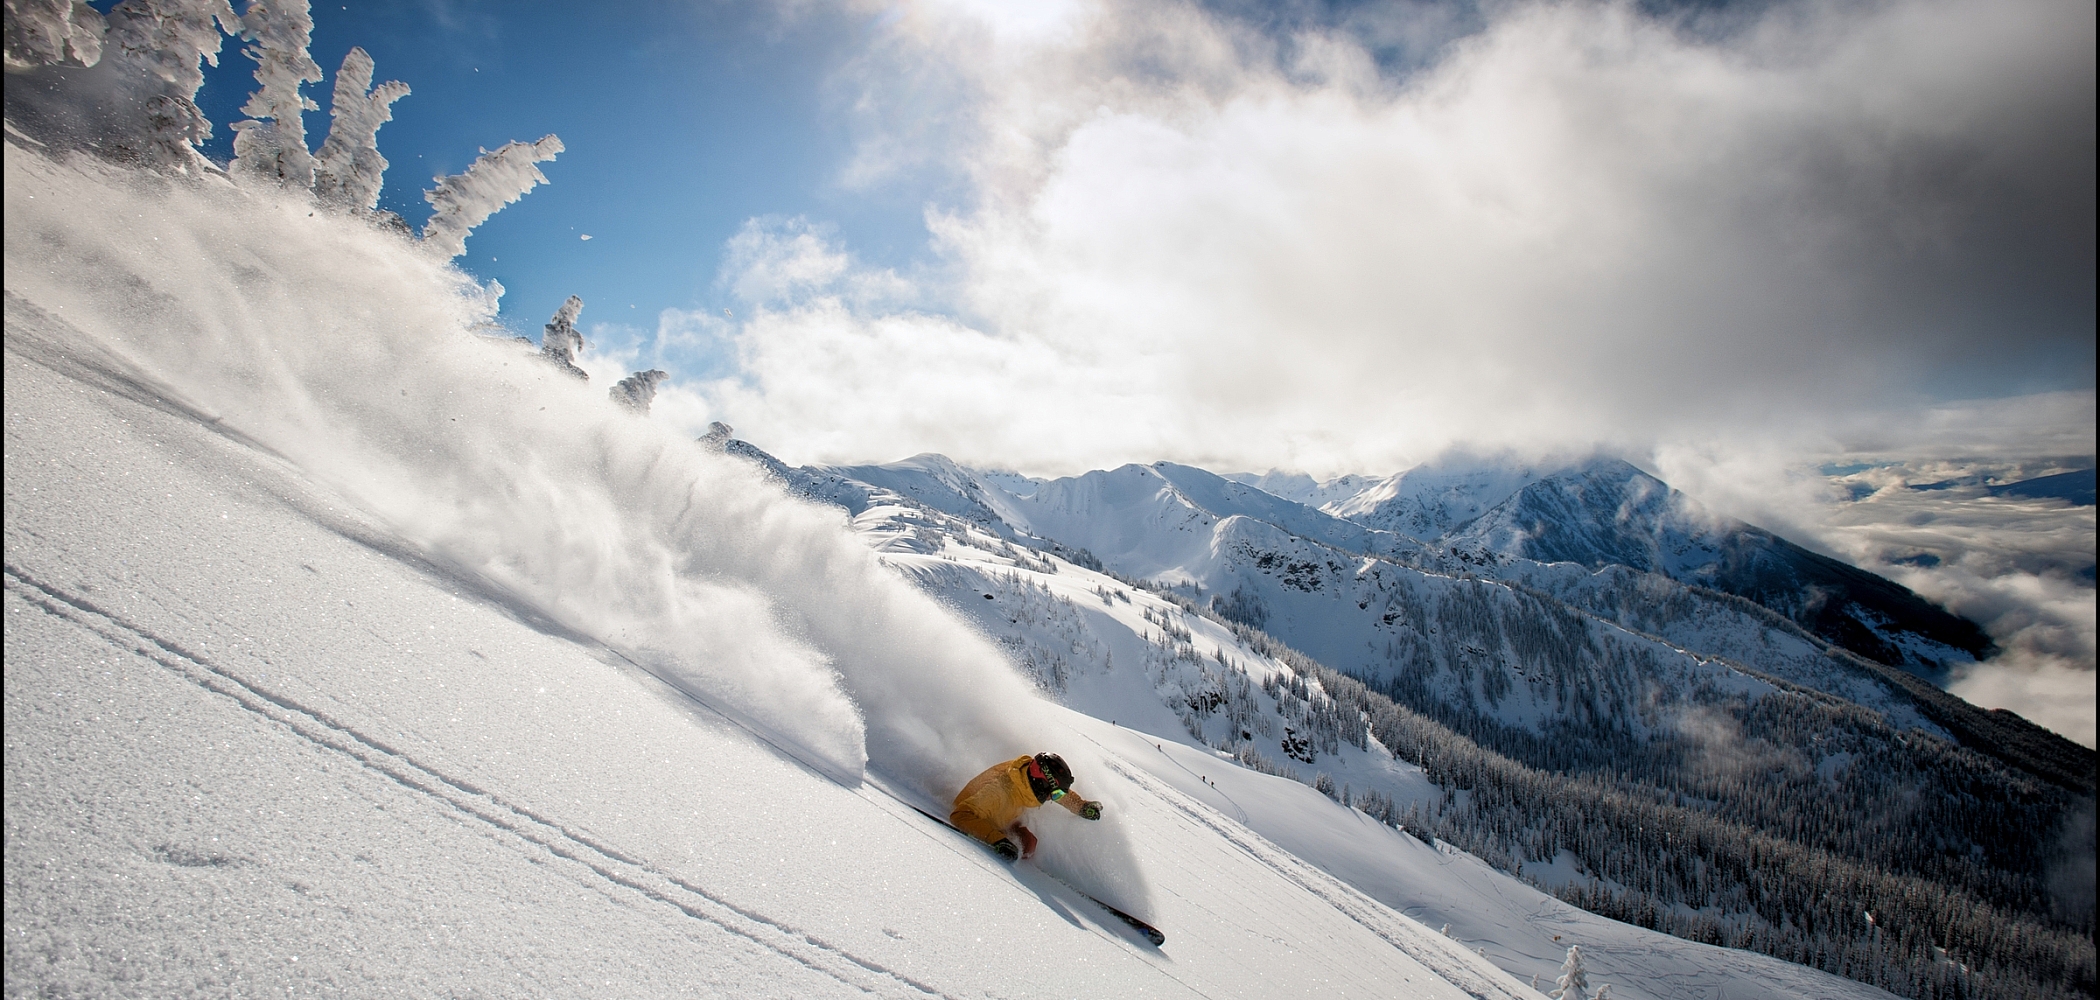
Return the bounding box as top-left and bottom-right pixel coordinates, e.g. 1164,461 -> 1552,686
1323,455 -> 1552,541
1001,462 -> 1418,572
5,136 -> 1557,1000
815,453 -> 1019,527
817,451 -> 1940,739
1223,470 -> 1382,510
834,504 -> 1902,1000
744,445 -> 2013,769
1333,455 -> 1994,675
729,438 -> 2097,1000
1264,452 -> 1991,676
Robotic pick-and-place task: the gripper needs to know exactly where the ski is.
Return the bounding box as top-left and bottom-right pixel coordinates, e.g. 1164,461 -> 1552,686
902,802 -> 1166,947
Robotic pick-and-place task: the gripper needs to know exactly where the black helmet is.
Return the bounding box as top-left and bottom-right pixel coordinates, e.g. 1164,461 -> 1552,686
1027,752 -> 1074,803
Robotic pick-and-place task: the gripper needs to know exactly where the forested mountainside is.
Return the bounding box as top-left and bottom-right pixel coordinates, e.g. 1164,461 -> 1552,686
722,438 -> 2096,1000
1429,458 -> 1993,676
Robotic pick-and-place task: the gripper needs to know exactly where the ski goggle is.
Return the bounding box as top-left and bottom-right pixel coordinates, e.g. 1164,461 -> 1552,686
1028,760 -> 1068,798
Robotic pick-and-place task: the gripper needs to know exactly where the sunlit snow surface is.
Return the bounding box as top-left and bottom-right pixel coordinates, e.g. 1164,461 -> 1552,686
3,139 -> 1895,999
871,519 -> 1903,1000
2,138 -> 1544,998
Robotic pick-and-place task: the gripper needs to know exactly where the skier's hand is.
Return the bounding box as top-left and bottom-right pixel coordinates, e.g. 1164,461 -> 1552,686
992,838 -> 1021,862
1080,801 -> 1103,821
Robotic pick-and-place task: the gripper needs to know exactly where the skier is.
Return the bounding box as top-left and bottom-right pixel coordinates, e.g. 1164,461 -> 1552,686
951,752 -> 1103,861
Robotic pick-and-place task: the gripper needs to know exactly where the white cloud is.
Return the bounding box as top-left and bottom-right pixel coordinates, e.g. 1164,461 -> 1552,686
703,0 -> 2091,475
1950,653 -> 2098,750
1659,447 -> 2098,747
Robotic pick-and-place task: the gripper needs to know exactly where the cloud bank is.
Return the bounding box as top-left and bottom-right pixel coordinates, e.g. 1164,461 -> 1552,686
660,0 -> 2094,478
1823,465 -> 2096,747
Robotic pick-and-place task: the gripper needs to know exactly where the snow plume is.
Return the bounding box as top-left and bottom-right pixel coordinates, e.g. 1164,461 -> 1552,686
3,142 -> 1095,829
420,134 -> 562,259
227,0 -> 319,189
3,0 -> 106,69
310,46 -> 407,213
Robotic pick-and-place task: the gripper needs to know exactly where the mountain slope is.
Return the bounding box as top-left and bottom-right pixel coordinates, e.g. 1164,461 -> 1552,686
1323,456 -> 1553,541
1439,458 -> 1994,674
819,495 -> 1909,1000
1223,470 -> 1383,510
731,443 -> 2094,1000
4,142 -> 1553,1000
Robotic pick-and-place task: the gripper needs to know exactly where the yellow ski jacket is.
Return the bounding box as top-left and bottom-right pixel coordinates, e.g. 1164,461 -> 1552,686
950,755 -> 1094,846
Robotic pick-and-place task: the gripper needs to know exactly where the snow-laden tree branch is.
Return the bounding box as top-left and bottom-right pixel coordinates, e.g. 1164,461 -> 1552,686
538,295 -> 587,381
310,46 -> 407,213
13,2 -> 559,240
610,370 -> 667,415
103,0 -> 239,168
228,0 -> 319,189
420,135 -> 563,258
3,0 -> 106,70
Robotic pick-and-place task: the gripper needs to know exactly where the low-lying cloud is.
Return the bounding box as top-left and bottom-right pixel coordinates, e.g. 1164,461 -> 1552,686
1659,444 -> 2097,747
1824,467 -> 2095,747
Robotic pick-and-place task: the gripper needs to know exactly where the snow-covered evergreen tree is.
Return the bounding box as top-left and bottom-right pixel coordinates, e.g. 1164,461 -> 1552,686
227,0 -> 320,188
420,135 -> 563,258
610,370 -> 667,415
310,46 -> 407,213
1551,945 -> 1589,999
103,0 -> 239,169
3,0 -> 106,69
538,295 -> 587,381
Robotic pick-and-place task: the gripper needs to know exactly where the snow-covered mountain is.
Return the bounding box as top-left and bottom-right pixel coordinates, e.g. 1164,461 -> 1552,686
1000,462 -> 1422,575
1321,454 -> 1556,541
1229,454 -> 1992,679
700,479 -> 1926,999
745,454 -> 1936,719
1428,458 -> 1993,676
1223,470 -> 1382,510
722,443 -> 2095,1000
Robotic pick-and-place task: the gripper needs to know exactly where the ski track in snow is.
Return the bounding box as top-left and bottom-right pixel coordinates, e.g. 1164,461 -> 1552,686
4,564 -> 955,1000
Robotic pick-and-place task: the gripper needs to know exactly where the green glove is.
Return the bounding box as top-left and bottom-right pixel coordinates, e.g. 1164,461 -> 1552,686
1080,801 -> 1102,821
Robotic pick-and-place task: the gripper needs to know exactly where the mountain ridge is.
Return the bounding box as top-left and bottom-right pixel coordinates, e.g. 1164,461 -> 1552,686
715,436 -> 2093,1000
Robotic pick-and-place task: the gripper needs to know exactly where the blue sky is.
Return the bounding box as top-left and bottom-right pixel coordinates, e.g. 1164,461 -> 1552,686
190,1 -> 949,344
